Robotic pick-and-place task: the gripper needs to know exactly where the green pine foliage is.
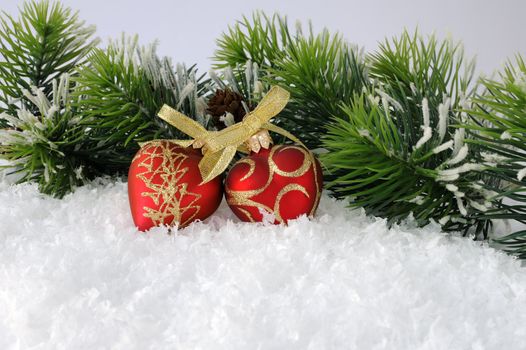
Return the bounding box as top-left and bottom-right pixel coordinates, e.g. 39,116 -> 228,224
322,32 -> 494,236
213,12 -> 367,149
269,33 -> 366,149
0,2 -> 210,197
214,12 -> 293,70
0,0 -> 98,123
465,55 -> 526,258
0,74 -> 93,197
73,35 -> 210,171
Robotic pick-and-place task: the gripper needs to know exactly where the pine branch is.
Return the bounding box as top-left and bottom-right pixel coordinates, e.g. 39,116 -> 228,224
322,31 -> 494,237
213,12 -> 367,149
74,35 -> 209,171
269,33 -> 366,149
0,74 -> 94,198
213,12 -> 294,70
465,55 -> 526,258
0,0 -> 98,123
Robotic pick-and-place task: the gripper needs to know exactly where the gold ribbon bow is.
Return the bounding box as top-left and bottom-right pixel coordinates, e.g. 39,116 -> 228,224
154,86 -> 302,183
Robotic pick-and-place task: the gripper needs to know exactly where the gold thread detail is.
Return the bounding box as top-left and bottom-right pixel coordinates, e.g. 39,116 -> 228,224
269,146 -> 312,178
237,158 -> 257,182
136,141 -> 202,227
274,184 -> 310,223
226,145 -> 320,223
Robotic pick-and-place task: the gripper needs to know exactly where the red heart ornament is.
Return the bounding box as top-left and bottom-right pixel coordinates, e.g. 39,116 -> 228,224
225,145 -> 323,224
128,141 -> 222,231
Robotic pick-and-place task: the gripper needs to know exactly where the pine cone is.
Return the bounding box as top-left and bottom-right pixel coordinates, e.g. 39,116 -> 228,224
207,88 -> 247,130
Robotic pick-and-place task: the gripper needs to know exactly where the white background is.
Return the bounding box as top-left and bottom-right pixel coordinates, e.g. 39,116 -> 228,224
3,0 -> 526,76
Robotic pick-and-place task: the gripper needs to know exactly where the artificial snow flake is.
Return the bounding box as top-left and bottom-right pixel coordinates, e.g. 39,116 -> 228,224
0,179 -> 525,349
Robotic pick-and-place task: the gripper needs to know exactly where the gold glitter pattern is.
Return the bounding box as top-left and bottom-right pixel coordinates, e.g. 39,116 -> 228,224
135,141 -> 202,227
226,146 -> 322,223
238,158 -> 257,182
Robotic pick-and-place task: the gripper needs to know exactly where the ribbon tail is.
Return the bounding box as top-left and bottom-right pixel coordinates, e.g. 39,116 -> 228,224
250,86 -> 290,120
198,145 -> 238,184
158,104 -> 208,139
262,122 -> 306,148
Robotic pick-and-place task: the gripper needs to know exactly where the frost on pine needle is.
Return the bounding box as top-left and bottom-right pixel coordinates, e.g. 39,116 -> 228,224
438,163 -> 486,178
73,34 -> 209,171
245,61 -> 253,91
445,184 -> 459,192
432,140 -> 454,154
469,200 -> 489,212
518,168 -> 526,182
177,82 -> 196,109
408,196 -> 425,205
367,94 -> 380,106
437,97 -> 450,142
208,69 -> 225,89
500,131 -> 512,140
446,144 -> 469,165
456,196 -> 468,216
421,97 -> 430,127
414,127 -> 432,150
452,128 -> 466,155
414,98 -> 433,150
376,89 -> 403,111
254,81 -> 264,95
481,152 -> 508,167
224,67 -> 240,93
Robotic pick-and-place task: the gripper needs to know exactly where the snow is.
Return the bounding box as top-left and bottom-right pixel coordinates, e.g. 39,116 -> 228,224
1,175 -> 526,349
